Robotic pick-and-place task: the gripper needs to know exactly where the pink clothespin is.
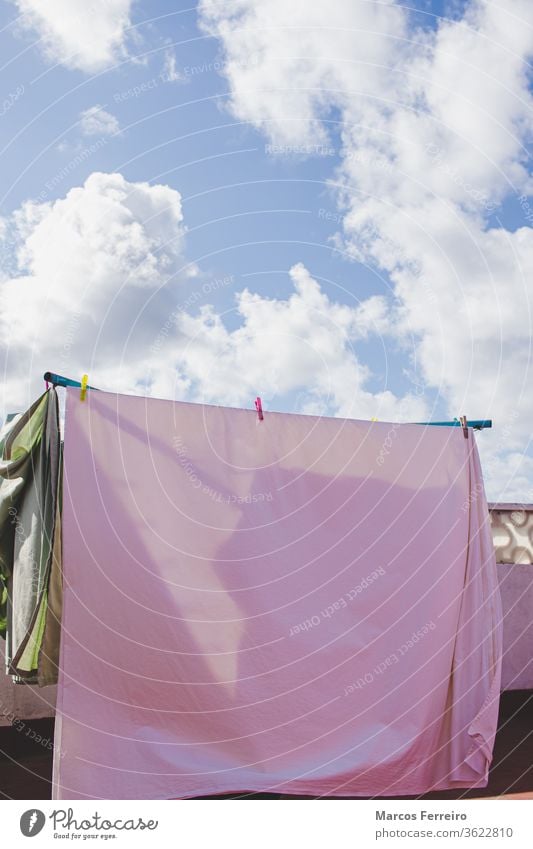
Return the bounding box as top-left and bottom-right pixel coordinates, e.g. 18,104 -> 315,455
255,396 -> 264,421
459,415 -> 468,439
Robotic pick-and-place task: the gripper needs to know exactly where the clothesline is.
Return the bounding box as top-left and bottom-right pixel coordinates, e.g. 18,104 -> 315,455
43,370 -> 493,431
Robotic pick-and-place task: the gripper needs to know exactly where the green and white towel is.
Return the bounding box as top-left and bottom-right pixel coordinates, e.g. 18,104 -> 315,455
0,388 -> 61,685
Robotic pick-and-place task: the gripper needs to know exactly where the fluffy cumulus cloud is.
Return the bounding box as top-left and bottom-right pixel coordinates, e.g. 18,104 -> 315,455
1,173 -> 414,428
0,172 -> 192,412
171,262 -> 426,421
79,106 -> 120,137
13,0 -> 133,73
200,0 -> 408,147
199,0 -> 533,499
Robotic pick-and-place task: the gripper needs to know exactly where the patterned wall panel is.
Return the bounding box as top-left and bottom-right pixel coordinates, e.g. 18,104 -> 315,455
489,504 -> 533,565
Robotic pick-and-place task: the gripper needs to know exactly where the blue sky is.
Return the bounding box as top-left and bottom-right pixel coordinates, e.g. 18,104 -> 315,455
0,0 -> 532,500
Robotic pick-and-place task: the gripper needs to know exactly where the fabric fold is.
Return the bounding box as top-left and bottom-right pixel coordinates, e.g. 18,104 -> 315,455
0,388 -> 62,685
442,438 -> 503,786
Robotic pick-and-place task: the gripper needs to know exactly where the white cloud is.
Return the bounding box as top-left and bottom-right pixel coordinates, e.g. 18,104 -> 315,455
79,105 -> 120,136
162,50 -> 183,83
171,262 -> 427,422
200,0 -> 407,147
0,175 -> 425,429
198,0 -> 533,499
14,0 -> 133,73
2,172 -> 418,425
0,172 -> 192,412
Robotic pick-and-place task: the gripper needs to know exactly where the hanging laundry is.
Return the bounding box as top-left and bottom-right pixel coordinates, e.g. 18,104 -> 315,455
54,388 -> 502,799
0,388 -> 62,685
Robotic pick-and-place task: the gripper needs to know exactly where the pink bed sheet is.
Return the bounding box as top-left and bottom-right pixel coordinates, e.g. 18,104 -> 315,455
53,389 -> 502,799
